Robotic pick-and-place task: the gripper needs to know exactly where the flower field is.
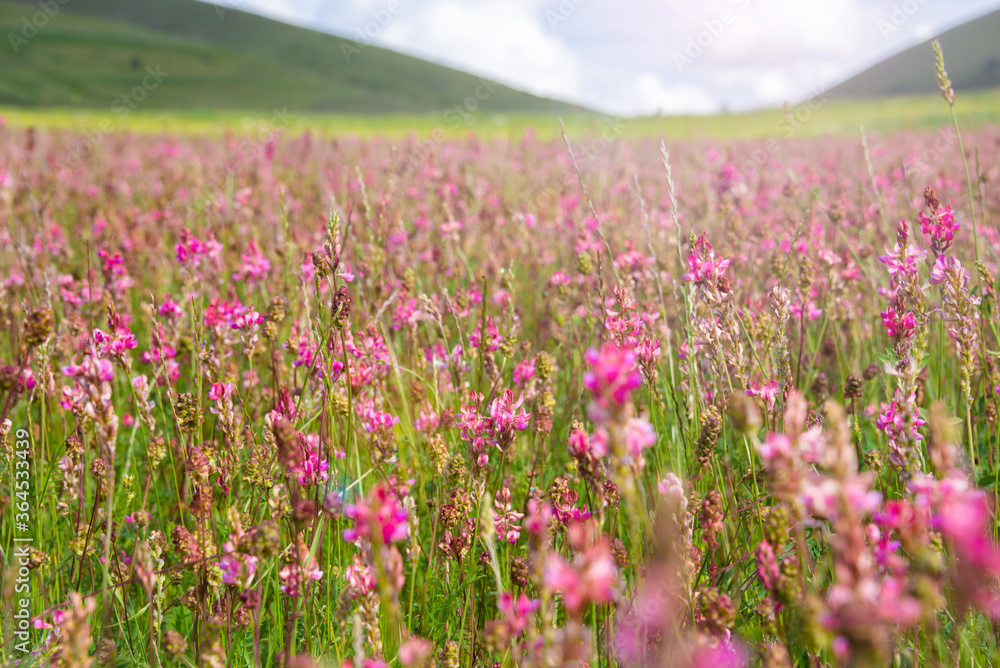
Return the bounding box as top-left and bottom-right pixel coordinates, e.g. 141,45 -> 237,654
3,96 -> 1000,667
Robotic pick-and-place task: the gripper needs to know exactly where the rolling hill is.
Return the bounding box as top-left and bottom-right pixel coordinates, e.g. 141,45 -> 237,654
829,7 -> 1000,98
0,0 -> 582,113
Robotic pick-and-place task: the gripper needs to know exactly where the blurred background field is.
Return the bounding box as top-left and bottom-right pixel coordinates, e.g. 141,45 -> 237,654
4,88 -> 1000,140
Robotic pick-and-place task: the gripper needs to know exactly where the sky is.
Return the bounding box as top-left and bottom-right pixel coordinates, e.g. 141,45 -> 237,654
216,0 -> 1000,115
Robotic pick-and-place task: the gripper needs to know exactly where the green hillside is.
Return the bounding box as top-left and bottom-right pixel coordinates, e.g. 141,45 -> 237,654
0,0 -> 583,113
829,7 -> 1000,98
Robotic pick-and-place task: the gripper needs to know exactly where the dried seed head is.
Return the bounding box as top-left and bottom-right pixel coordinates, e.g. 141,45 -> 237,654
444,458 -> 467,491
510,555 -> 529,588
263,320 -> 278,340
23,307 -> 54,348
427,433 -> 449,475
163,629 -> 189,658
535,351 -> 556,382
775,555 -> 801,606
602,479 -> 620,506
331,392 -> 349,417
610,537 -> 630,569
312,251 -> 331,278
762,505 -> 791,547
171,525 -> 202,563
332,286 -> 352,328
864,449 -> 884,473
267,296 -> 286,323
273,416 -> 302,473
810,373 -> 828,399
175,393 -> 203,432
186,445 -> 211,483
697,587 -> 735,635
844,374 -> 863,401
90,458 -> 107,483
189,485 -> 213,519
248,520 -> 281,558
0,365 -> 18,391
439,641 -> 460,668
402,267 -> 417,293
986,402 -> 998,425
797,260 -> 815,295
695,406 -> 723,471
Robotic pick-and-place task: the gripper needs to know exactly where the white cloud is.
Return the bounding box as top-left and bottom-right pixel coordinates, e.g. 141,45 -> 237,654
210,0 -> 1000,115
377,0 -> 584,102
629,72 -> 720,115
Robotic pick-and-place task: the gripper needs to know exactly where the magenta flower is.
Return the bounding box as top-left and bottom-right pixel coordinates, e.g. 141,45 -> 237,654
658,473 -> 685,502
683,233 -> 730,285
919,204 -> 959,245
175,228 -> 222,269
493,486 -> 524,544
208,381 -> 234,402
231,307 -> 264,330
497,592 -> 540,635
550,272 -> 571,288
337,262 -> 355,283
469,316 -> 500,352
878,242 -> 925,277
488,389 -> 531,442
218,541 -> 258,586
746,379 -> 780,409
233,240 -> 271,283
362,407 -> 400,442
636,337 -> 661,368
523,499 -> 552,536
343,483 -> 409,545
568,426 -> 607,461
297,448 -> 329,486
880,306 -> 915,339
876,394 -> 925,446
278,536 -> 323,597
344,553 -> 376,597
92,326 -> 138,359
583,343 -> 642,422
623,417 -> 656,460
544,524 -> 616,612
929,253 -> 960,285
513,357 -> 536,385
157,296 -> 182,319
756,433 -> 792,461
